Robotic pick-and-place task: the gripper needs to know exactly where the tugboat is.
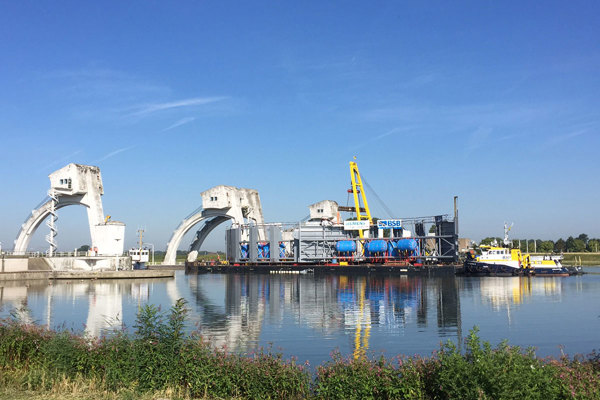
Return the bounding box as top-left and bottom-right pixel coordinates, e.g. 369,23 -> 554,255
464,223 -> 526,276
464,246 -> 525,276
528,254 -> 570,276
464,223 -> 570,276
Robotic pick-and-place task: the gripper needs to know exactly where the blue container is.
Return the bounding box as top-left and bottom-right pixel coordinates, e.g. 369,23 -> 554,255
366,240 -> 388,253
336,240 -> 357,252
397,239 -> 418,251
279,243 -> 286,258
240,243 -> 249,258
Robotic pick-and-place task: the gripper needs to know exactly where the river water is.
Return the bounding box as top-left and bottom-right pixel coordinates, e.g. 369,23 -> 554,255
1,270 -> 599,366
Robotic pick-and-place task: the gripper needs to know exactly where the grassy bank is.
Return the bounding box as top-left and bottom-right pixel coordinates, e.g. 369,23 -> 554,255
1,301 -> 599,400
561,252 -> 600,266
150,252 -> 224,265
529,252 -> 600,266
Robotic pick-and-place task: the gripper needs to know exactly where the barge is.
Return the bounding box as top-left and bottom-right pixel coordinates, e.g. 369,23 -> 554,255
187,161 -> 461,274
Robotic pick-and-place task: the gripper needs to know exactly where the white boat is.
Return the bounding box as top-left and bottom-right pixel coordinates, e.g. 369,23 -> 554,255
527,254 -> 569,276
129,248 -> 149,269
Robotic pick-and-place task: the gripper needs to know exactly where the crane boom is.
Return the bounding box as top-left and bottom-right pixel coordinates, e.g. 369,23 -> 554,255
349,160 -> 372,238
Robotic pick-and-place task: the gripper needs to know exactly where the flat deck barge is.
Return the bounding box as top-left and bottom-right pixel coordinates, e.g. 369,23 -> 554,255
186,261 -> 461,275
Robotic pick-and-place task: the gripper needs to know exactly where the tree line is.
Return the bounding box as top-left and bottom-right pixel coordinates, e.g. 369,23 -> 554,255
479,233 -> 599,253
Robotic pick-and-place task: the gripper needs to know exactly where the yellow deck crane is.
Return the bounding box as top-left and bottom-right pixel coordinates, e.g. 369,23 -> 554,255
345,159 -> 374,358
349,158 -> 373,238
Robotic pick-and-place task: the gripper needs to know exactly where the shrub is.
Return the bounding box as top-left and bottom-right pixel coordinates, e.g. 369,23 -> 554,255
424,327 -> 563,400
314,351 -> 424,399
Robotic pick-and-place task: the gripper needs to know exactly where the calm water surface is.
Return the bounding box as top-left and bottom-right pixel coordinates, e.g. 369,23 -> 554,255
1,269 -> 599,366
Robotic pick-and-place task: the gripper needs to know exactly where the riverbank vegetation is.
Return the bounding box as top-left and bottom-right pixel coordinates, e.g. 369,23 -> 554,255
148,250 -> 224,264
1,300 -> 599,399
479,233 -> 600,255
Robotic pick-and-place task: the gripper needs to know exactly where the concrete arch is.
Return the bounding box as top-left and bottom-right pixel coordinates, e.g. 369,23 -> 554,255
14,196 -> 86,254
190,216 -> 231,252
163,185 -> 265,265
14,163 -> 124,256
164,210 -> 239,265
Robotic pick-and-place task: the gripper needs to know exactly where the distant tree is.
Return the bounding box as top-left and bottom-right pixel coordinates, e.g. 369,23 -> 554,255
77,245 -> 90,252
554,238 -> 566,253
577,233 -> 589,245
565,236 -> 575,252
429,225 -> 436,233
588,239 -> 600,253
573,239 -> 586,252
480,237 -> 501,246
519,240 -> 528,252
538,240 -> 554,253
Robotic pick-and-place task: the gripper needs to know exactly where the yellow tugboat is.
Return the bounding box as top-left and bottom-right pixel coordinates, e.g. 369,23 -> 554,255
464,223 -> 569,276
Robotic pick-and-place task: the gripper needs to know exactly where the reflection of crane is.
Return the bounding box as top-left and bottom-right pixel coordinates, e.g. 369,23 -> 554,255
349,158 -> 373,239
353,277 -> 371,359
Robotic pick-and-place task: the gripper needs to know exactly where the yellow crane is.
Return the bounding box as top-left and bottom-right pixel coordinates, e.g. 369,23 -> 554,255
349,158 -> 373,238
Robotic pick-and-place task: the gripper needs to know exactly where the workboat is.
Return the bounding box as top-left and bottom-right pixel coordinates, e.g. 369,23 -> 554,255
464,223 -> 570,276
527,254 -> 570,276
464,246 -> 524,276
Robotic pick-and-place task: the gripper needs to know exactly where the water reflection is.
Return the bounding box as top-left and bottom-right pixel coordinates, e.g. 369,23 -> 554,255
474,276 -> 562,311
2,272 -> 598,361
0,278 -> 171,336
186,274 -> 457,357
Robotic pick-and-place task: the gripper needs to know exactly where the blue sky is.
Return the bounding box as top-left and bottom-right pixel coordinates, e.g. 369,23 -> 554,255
1,1 -> 598,252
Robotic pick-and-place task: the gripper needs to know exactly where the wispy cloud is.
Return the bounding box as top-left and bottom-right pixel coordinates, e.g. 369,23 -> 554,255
129,97 -> 228,117
348,126 -> 415,151
95,146 -> 135,162
466,126 -> 493,153
37,150 -> 83,172
42,68 -> 169,102
544,129 -> 588,147
162,117 -> 196,132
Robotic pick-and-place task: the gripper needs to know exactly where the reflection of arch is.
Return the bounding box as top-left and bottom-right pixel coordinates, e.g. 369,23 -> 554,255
14,196 -> 89,253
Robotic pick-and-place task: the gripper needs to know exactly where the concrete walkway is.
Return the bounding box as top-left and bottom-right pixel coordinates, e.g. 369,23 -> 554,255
0,269 -> 174,281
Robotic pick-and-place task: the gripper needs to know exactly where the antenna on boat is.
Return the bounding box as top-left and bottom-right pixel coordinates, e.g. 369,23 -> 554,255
503,222 -> 513,246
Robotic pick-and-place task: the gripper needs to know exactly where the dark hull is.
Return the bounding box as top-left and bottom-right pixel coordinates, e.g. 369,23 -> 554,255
463,260 -> 521,276
532,267 -> 570,277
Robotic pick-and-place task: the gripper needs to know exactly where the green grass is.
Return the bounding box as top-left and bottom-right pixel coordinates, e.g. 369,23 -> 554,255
561,252 -> 600,266
150,252 -> 224,265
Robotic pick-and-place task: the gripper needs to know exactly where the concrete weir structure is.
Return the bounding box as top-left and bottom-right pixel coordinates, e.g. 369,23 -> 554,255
12,163 -> 127,271
164,185 -> 265,265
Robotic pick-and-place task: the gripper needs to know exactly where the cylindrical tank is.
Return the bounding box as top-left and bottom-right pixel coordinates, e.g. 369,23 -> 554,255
336,240 -> 357,252
366,240 -> 387,253
397,239 -> 418,251
258,242 -> 270,258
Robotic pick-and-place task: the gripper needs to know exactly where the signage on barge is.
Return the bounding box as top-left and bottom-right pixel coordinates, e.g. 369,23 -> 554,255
343,220 -> 370,230
377,219 -> 402,229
